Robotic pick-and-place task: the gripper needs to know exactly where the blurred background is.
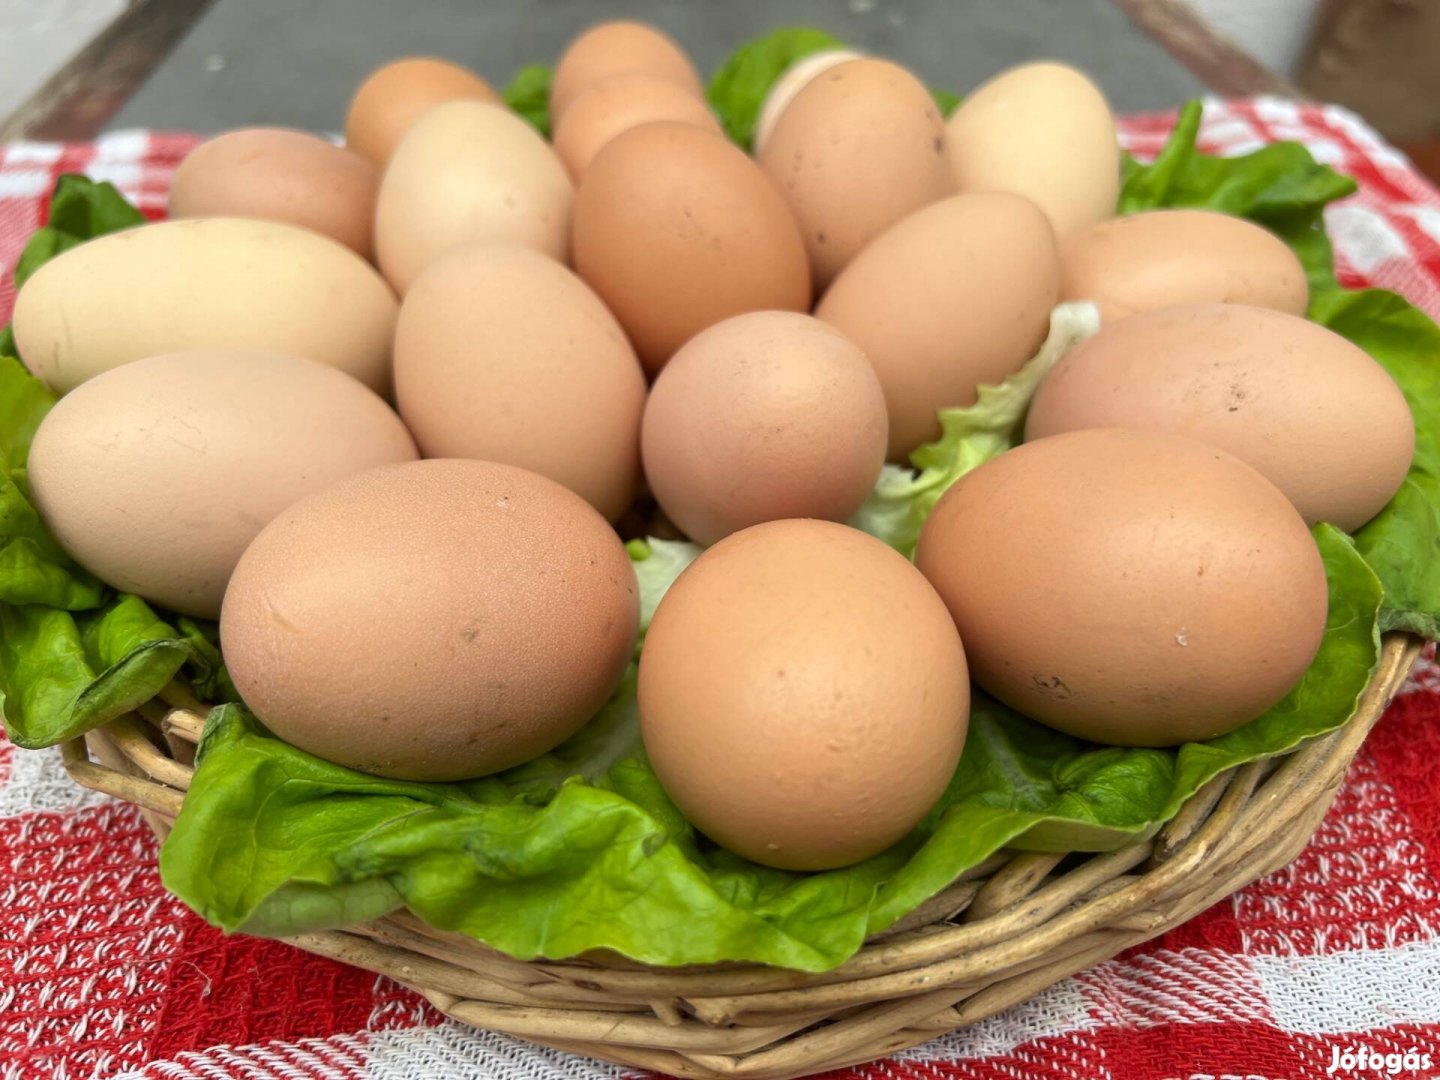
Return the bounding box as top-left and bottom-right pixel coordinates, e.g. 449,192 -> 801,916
1,0 -> 1437,177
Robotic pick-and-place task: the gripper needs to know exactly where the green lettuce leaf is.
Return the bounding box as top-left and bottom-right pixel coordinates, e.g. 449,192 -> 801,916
503,64 -> 554,138
162,527 -> 1379,970
1119,99 -> 1357,291
852,301 -> 1100,556
707,27 -> 846,149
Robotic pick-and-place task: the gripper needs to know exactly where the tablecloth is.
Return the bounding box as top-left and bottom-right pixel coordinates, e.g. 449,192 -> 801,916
2,98 -> 1440,1080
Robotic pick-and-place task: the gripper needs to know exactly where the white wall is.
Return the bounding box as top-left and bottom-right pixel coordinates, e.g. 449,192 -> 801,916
1181,0 -> 1322,79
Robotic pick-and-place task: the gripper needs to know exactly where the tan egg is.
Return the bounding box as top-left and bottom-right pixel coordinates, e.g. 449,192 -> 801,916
816,192 -> 1060,460
169,128 -> 379,258
915,429 -> 1328,747
641,312 -> 887,545
1025,304 -> 1414,531
221,459 -> 638,782
759,58 -> 955,290
550,21 -> 703,125
552,73 -> 721,182
27,350 -> 417,619
375,101 -> 573,294
573,122 -> 810,375
946,62 -> 1119,239
395,244 -> 646,521
344,57 -> 500,165
13,218 -> 397,394
639,519 -> 969,870
754,48 -> 864,155
1060,210 -> 1308,324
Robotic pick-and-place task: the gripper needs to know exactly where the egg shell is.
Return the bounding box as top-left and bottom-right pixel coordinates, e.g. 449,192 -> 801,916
573,122 -> 811,375
375,101 -> 573,294
759,58 -> 955,290
816,192 -> 1060,460
221,459 -> 639,782
13,217 -> 398,395
1060,209 -> 1308,324
550,21 -> 704,125
753,48 -> 865,155
946,62 -> 1119,239
639,519 -> 969,870
27,350 -> 417,619
169,127 -> 380,258
395,244 -> 646,521
1025,304 -> 1414,531
915,428 -> 1329,747
344,57 -> 501,165
552,73 -> 721,182
641,312 -> 887,545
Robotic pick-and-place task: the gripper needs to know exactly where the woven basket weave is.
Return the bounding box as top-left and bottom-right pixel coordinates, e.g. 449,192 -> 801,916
60,632 -> 1422,1080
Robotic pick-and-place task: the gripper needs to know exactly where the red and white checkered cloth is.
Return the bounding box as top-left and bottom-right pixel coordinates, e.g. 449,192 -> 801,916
2,99 -> 1440,1080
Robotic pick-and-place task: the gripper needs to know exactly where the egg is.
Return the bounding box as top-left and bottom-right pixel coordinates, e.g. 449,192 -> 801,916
753,48 -> 864,155
639,519 -> 969,870
169,128 -> 380,258
550,21 -> 704,125
573,122 -> 810,375
1025,304 -> 1414,531
221,459 -> 638,782
395,244 -> 646,521
945,62 -> 1119,239
641,312 -> 887,545
1060,209 -> 1308,324
375,101 -> 573,294
759,58 -> 955,290
27,351 -> 417,619
915,429 -> 1328,747
816,192 -> 1060,460
13,218 -> 398,394
552,73 -> 721,182
344,57 -> 501,165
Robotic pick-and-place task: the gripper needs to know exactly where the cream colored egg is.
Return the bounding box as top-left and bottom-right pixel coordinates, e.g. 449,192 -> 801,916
344,57 -> 501,166
13,218 -> 398,394
27,350 -> 417,619
395,244 -> 646,521
946,62 -> 1119,238
375,101 -> 573,294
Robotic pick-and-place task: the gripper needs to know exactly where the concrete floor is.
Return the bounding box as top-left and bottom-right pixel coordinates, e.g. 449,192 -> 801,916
0,0 -> 125,118
108,0 -> 1207,135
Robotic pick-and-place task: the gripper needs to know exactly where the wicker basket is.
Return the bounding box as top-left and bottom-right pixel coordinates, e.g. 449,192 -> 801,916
59,632 -> 1422,1080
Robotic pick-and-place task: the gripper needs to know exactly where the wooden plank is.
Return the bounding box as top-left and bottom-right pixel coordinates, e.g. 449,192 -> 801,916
1111,0 -> 1303,99
0,0 -> 215,142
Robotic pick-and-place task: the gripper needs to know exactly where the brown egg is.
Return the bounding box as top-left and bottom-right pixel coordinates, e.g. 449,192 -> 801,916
573,122 -> 811,375
1025,304 -> 1414,531
395,244 -> 646,521
639,519 -> 969,870
375,102 -> 573,294
221,459 -> 638,782
344,57 -> 501,165
916,429 -> 1329,746
552,73 -> 721,182
759,58 -> 955,290
27,350 -> 417,619
945,62 -> 1119,239
14,218 -> 398,395
169,128 -> 379,258
550,21 -> 704,125
641,312 -> 887,545
1060,210 -> 1309,324
816,192 -> 1060,460
754,49 -> 864,155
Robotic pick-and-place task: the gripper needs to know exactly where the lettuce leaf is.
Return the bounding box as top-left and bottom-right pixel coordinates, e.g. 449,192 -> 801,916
852,301 -> 1099,555
707,27 -> 846,149
160,526 -> 1379,970
503,64 -> 553,138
